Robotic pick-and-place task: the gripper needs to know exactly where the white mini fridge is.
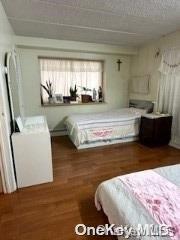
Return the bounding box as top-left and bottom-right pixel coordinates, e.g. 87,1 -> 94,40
12,116 -> 53,188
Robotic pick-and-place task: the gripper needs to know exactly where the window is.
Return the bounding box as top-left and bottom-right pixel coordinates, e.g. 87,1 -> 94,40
39,57 -> 104,105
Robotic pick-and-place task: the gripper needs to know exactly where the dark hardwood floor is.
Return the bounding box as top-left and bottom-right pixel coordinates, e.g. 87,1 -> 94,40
0,136 -> 180,240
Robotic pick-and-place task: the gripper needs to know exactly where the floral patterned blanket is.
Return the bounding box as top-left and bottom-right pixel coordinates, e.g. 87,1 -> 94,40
118,170 -> 180,240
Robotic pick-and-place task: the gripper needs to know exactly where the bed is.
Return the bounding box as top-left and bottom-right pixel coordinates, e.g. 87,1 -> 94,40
95,164 -> 180,240
65,100 -> 153,149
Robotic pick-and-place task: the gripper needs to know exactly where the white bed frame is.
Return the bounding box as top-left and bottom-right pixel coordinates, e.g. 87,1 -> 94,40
68,100 -> 153,150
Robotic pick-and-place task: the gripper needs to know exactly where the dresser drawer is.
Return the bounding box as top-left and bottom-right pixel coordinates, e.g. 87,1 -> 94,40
140,117 -> 154,138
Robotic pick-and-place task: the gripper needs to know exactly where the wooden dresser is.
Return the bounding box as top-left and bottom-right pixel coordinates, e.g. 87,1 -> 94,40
139,114 -> 172,147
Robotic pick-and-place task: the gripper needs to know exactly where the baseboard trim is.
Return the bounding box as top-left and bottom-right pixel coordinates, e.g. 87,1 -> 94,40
169,141 -> 180,149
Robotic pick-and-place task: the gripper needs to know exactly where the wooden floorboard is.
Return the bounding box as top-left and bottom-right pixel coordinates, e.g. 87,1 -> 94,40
0,136 -> 180,239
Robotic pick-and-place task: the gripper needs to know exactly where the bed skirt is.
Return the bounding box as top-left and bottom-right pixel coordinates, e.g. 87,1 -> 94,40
69,135 -> 138,149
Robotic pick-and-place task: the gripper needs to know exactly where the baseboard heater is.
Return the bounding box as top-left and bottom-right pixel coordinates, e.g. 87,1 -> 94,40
50,129 -> 68,136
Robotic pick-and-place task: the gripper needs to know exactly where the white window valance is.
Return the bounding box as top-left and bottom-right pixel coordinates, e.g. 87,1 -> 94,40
39,58 -> 103,72
159,50 -> 180,75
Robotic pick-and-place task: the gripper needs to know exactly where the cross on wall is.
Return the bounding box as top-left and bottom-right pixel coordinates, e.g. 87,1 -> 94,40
117,59 -> 122,71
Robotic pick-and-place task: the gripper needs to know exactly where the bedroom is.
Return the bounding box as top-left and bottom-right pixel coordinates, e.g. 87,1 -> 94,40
0,0 -> 180,239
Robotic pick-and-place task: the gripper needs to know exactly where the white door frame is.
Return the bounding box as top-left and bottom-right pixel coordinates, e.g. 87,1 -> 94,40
0,140 -> 6,192
0,61 -> 17,193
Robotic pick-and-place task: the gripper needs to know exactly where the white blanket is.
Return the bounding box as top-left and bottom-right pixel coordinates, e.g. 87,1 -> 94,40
95,164 -> 180,240
66,108 -> 146,128
65,108 -> 146,147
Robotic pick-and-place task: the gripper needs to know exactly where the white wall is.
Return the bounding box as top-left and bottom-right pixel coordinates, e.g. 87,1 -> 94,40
17,45 -> 132,131
0,2 -> 16,193
130,30 -> 180,102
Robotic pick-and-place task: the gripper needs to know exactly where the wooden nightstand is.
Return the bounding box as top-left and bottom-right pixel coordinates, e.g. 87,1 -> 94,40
139,114 -> 172,147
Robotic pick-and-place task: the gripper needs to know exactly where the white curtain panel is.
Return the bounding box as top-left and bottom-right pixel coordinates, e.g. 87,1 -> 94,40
158,50 -> 180,148
39,58 -> 103,102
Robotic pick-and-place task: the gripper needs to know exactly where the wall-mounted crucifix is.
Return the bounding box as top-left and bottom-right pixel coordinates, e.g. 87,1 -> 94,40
117,59 -> 122,71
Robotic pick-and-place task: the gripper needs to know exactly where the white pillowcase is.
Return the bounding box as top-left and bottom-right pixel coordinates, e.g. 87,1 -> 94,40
130,107 -> 147,115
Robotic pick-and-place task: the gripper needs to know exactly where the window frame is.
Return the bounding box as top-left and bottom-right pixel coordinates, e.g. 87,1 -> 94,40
38,56 -> 105,106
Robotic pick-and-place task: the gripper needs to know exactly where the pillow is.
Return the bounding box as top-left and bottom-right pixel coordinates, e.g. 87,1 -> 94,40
130,107 -> 147,115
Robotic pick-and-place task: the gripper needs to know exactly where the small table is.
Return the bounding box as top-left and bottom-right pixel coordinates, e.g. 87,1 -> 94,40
139,113 -> 172,147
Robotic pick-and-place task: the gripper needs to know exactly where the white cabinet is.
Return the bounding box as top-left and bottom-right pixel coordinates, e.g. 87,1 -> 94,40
12,116 -> 53,188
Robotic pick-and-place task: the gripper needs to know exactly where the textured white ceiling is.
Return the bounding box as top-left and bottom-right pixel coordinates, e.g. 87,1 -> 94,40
2,0 -> 180,46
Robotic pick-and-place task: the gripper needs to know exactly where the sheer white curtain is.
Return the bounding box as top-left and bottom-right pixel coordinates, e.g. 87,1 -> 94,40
40,58 -> 103,102
157,49 -> 180,148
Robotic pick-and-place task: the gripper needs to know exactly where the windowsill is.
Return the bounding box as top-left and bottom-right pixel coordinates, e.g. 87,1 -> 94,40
42,101 -> 107,107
